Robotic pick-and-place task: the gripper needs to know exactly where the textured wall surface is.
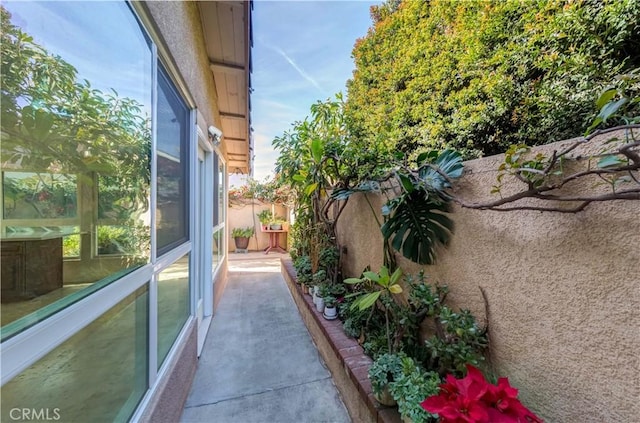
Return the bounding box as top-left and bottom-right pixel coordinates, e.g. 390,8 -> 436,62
336,132 -> 639,422
142,1 -> 222,140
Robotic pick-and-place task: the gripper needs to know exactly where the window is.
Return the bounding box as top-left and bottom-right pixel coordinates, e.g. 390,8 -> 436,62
156,65 -> 190,256
0,286 -> 149,422
0,0 -> 152,333
1,2 -> 205,420
157,254 -> 190,368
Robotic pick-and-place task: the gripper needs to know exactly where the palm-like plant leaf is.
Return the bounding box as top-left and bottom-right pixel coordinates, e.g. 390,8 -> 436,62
418,149 -> 463,191
381,190 -> 454,265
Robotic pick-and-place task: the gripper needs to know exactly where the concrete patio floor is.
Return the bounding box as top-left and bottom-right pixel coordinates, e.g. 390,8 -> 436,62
181,252 -> 351,423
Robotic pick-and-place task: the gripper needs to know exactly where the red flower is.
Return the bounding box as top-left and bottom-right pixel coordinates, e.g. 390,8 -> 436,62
421,365 -> 543,423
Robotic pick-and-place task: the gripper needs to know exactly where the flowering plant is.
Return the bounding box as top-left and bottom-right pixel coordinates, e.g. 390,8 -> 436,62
421,364 -> 543,423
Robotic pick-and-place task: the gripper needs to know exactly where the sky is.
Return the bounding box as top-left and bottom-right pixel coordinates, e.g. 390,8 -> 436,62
242,0 -> 379,185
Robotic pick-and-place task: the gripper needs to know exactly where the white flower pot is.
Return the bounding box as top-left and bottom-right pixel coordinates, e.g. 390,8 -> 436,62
323,305 -> 338,320
315,297 -> 324,313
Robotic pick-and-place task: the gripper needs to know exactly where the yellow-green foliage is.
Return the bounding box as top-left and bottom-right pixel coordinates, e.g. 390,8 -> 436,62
346,0 -> 640,158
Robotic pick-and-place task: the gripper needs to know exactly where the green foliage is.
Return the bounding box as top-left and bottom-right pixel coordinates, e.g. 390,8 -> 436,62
293,255 -> 313,285
344,265 -> 403,312
588,67 -> 640,132
228,177 -> 293,206
1,6 -> 150,227
368,352 -> 406,395
97,224 -> 149,257
256,209 -> 274,225
231,227 -> 254,238
389,357 -> 440,422
347,0 -> 640,158
424,307 -> 488,378
62,234 -> 80,257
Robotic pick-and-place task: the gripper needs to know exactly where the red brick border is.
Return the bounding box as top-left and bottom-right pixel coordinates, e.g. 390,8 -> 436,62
281,258 -> 402,423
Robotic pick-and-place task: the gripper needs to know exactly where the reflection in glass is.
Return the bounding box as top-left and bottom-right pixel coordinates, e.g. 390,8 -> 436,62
157,254 -> 190,368
213,229 -> 221,269
156,66 -> 189,255
2,172 -> 77,219
0,285 -> 149,422
0,2 -> 151,335
218,158 -> 225,225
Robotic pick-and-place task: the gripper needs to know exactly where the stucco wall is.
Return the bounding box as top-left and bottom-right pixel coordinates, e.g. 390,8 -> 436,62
141,2 -> 222,148
228,202 -> 289,252
336,132 -> 639,422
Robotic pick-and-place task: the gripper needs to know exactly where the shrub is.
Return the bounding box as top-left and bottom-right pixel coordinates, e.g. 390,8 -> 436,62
231,227 -> 254,238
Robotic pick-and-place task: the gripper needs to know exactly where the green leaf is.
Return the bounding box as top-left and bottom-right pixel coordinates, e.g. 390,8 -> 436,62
304,182 -> 318,196
292,174 -> 306,182
595,88 -> 617,109
389,284 -> 403,294
389,268 -> 403,285
363,271 -> 380,282
381,191 -> 454,265
344,277 -> 363,284
310,138 -> 323,163
399,173 -> 414,193
598,98 -> 628,123
353,291 -> 381,311
597,155 -> 624,168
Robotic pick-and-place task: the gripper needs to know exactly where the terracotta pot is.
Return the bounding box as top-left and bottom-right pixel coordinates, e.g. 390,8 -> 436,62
234,237 -> 249,250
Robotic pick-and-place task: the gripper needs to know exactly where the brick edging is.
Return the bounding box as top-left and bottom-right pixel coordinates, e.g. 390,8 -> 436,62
281,258 -> 402,423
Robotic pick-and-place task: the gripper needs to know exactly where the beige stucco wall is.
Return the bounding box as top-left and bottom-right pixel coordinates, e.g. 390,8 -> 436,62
336,131 -> 639,422
228,202 -> 289,252
140,2 -> 225,155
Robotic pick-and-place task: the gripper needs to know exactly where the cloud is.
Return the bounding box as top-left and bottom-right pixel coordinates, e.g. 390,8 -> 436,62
258,37 -> 328,96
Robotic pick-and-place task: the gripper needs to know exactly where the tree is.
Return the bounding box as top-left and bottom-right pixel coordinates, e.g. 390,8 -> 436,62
346,0 -> 640,159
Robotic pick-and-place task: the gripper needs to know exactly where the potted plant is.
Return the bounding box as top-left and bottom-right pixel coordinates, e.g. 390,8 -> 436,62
231,226 -> 254,251
315,285 -> 330,313
389,357 -> 440,423
322,295 -> 338,320
269,216 -> 286,230
368,352 -> 405,406
312,270 -> 326,305
257,209 -> 273,230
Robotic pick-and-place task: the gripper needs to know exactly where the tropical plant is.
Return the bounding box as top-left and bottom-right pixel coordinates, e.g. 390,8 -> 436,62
293,255 -> 313,285
231,227 -> 254,238
345,266 -> 403,354
345,265 -> 403,311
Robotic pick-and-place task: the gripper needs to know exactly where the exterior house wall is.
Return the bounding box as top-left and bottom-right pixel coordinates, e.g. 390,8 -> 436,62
142,1 -> 222,139
336,131 -> 639,422
135,2 -> 229,419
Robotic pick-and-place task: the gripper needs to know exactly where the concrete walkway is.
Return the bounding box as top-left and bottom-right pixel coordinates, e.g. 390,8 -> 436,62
181,253 -> 351,423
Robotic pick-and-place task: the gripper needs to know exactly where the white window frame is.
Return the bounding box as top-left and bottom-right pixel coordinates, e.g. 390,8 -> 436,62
0,6 -> 202,415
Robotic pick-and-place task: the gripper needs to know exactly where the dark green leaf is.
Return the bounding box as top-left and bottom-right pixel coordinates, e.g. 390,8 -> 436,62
381,190 -> 454,265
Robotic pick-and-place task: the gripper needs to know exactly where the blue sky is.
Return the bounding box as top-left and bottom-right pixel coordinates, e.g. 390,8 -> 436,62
247,0 -> 379,183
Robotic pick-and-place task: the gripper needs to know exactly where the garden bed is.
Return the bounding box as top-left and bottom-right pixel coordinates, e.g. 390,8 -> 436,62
281,257 -> 402,423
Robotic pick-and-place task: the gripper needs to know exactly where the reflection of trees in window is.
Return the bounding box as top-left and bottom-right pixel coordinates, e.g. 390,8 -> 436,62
3,172 -> 77,219
0,6 -> 151,223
